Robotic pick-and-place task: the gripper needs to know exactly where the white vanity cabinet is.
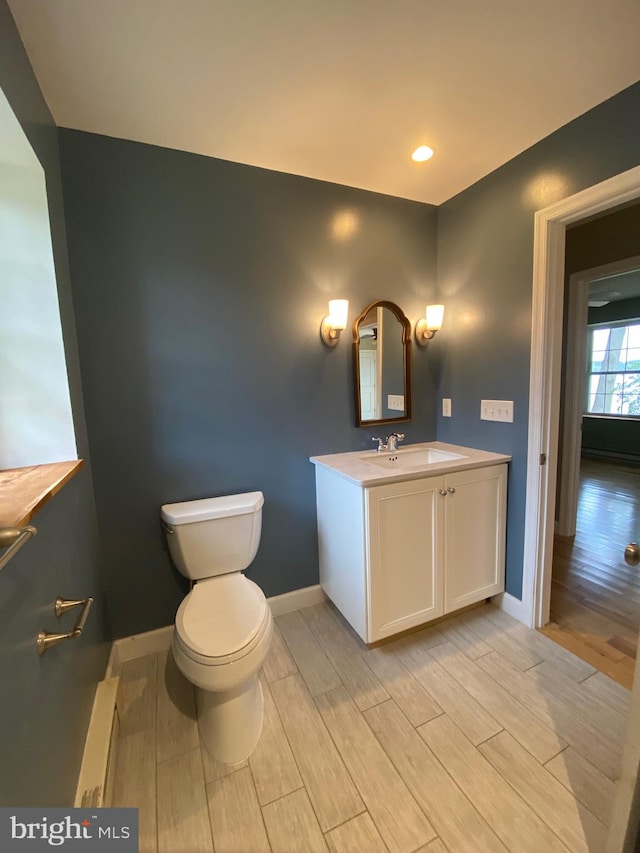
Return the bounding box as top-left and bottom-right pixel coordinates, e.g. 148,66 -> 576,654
313,454 -> 507,644
366,475 -> 445,640
440,464 -> 507,614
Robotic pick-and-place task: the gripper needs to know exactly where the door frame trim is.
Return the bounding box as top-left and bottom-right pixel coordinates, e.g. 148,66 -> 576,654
556,267 -> 590,538
521,164 -> 640,629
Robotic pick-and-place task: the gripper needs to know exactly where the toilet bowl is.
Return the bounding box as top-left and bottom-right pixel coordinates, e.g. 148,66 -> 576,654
161,491 -> 272,764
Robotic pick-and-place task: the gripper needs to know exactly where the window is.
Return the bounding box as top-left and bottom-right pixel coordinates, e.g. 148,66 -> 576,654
586,320 -> 640,417
0,86 -> 77,469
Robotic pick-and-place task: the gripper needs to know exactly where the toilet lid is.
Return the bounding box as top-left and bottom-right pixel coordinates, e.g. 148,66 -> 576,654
176,574 -> 268,659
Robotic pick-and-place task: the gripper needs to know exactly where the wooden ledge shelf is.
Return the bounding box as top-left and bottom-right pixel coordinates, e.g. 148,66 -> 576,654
0,459 -> 84,528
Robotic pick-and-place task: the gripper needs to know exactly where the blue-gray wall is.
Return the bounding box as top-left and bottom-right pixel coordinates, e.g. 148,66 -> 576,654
3,0 -> 640,809
59,81 -> 640,626
588,297 -> 640,326
437,82 -> 640,599
0,2 -> 109,806
58,130 -> 439,639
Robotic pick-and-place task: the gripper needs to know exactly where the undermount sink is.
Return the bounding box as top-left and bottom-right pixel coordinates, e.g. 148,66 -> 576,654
361,447 -> 466,470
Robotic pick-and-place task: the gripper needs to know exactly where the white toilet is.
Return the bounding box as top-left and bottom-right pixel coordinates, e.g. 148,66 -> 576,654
161,491 -> 273,764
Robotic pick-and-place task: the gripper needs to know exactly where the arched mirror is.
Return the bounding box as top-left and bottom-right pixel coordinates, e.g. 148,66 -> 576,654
353,300 -> 412,427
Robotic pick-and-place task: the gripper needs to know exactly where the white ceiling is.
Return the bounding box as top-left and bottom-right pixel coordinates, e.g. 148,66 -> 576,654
7,0 -> 640,205
590,269 -> 640,304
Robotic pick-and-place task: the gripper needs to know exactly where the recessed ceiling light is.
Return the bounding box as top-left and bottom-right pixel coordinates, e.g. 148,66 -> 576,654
411,145 -> 434,163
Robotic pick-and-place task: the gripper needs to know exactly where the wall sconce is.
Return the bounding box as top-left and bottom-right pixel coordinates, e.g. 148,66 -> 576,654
415,304 -> 444,346
321,299 -> 349,347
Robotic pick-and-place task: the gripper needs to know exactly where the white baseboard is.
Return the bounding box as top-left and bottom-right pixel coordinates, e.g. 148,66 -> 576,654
494,591 -> 530,626
104,644 -> 120,681
267,584 -> 325,616
75,677 -> 120,808
105,584 -> 325,675
105,624 -> 174,678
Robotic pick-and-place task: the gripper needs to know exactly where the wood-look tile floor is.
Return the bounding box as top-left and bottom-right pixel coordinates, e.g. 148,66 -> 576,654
543,457 -> 640,689
111,603 -> 629,853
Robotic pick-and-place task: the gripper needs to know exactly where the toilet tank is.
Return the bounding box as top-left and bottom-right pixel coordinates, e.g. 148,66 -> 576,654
161,491 -> 263,580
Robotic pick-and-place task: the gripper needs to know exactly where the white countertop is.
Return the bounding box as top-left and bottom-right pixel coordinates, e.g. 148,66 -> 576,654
310,441 -> 511,487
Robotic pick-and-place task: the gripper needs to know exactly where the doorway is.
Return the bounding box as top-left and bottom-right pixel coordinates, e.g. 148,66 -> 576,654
557,253 -> 640,539
521,164 -> 640,631
545,225 -> 640,687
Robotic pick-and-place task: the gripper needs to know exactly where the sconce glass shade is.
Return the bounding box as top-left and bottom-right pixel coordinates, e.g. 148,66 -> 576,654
426,304 -> 444,331
321,299 -> 349,347
329,299 -> 349,330
415,303 -> 444,346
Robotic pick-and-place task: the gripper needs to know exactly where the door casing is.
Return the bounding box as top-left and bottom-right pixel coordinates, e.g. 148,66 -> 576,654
520,164 -> 640,629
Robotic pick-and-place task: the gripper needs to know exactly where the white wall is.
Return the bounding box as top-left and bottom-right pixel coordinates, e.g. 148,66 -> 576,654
0,87 -> 76,467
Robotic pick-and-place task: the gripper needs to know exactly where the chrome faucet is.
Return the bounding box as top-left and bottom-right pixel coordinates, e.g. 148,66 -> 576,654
372,433 -> 405,453
387,432 -> 405,451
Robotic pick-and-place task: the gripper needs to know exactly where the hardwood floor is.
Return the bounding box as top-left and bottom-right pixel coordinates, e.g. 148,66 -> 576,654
111,603 -> 627,852
542,456 -> 640,689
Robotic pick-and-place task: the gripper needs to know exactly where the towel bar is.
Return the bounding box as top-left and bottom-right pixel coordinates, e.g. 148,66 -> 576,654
37,596 -> 94,655
0,526 -> 37,572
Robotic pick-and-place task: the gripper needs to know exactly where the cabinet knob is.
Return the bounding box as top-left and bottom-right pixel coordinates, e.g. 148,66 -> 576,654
447,487 -> 456,494
438,489 -> 447,496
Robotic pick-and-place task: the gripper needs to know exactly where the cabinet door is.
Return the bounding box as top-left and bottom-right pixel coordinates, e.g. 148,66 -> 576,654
443,464 -> 507,613
366,477 -> 444,641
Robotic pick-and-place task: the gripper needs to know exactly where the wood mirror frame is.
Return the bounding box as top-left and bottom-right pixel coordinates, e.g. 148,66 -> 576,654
352,300 -> 412,428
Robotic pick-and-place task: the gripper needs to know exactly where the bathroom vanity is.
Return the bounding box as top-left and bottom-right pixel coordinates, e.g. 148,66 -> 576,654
310,442 -> 510,643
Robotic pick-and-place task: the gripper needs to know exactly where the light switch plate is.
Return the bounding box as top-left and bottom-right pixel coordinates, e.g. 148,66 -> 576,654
388,394 -> 404,411
442,398 -> 452,417
480,399 -> 514,422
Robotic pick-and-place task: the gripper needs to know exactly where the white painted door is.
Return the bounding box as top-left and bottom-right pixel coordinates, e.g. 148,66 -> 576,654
443,464 -> 507,613
367,477 -> 444,641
